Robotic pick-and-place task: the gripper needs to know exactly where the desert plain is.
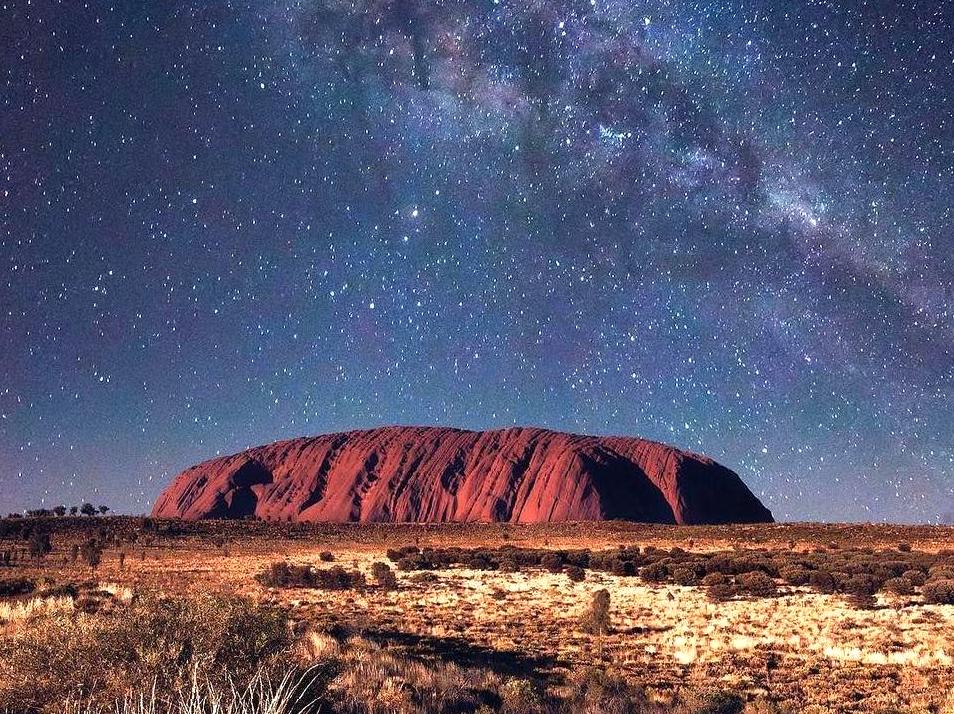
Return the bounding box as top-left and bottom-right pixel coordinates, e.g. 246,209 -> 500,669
2,518 -> 954,713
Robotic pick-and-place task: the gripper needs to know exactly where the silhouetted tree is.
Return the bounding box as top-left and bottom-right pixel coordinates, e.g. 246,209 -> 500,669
53,505 -> 67,517
98,505 -> 110,516
80,539 -> 102,572
28,530 -> 52,560
69,506 -> 79,516
80,503 -> 96,517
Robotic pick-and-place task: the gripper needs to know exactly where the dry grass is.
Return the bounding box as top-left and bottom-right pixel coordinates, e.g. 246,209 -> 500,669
61,669 -> 320,714
3,518 -> 954,712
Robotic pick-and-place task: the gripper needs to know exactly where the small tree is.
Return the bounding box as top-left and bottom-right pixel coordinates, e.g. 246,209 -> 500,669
69,543 -> 79,563
69,506 -> 79,516
53,505 -> 67,517
80,539 -> 102,572
80,503 -> 97,517
28,530 -> 52,561
583,589 -> 612,659
98,505 -> 110,516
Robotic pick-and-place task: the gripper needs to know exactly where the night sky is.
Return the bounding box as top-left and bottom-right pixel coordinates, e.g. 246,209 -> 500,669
1,1 -> 952,522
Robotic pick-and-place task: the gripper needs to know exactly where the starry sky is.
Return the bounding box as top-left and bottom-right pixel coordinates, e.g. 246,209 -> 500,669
1,1 -> 952,522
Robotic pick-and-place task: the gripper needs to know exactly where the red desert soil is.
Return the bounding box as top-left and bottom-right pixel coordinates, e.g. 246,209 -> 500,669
152,426 -> 772,524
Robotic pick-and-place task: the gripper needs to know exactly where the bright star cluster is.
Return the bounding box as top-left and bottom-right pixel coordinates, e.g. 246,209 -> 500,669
0,1 -> 951,521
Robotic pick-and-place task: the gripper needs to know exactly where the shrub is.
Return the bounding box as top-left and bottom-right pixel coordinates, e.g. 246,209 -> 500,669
707,583 -> 738,601
0,578 -> 35,596
640,563 -> 669,582
679,689 -> 745,714
499,678 -> 543,714
38,582 -> 78,599
257,562 -> 366,590
396,554 -> 429,571
565,565 -> 585,583
808,570 -> 836,594
701,573 -> 728,587
902,569 -> 927,586
923,579 -> 954,605
371,561 -> 397,590
258,561 -> 296,587
498,557 -> 519,573
883,577 -> 914,596
779,566 -> 810,586
738,571 -> 776,597
465,554 -> 494,570
928,565 -> 954,580
672,567 -> 699,586
319,551 -> 334,562
582,589 -> 611,635
564,550 -> 591,569
844,574 -> 878,597
540,552 -> 563,573
565,667 -> 655,712
386,545 -> 420,563
610,558 -> 637,577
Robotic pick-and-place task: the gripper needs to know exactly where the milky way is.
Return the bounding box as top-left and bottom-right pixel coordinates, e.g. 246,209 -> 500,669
1,1 -> 952,521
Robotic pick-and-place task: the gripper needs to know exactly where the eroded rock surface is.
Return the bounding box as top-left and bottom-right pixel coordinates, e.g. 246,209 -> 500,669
152,426 -> 773,524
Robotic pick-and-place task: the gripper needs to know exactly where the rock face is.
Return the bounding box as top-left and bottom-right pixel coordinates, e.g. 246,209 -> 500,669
151,426 -> 772,524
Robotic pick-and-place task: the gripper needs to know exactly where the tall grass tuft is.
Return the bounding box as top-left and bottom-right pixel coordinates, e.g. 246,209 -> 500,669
62,667 -> 322,714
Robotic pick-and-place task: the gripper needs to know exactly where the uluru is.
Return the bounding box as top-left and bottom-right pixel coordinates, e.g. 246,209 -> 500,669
152,426 -> 772,524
